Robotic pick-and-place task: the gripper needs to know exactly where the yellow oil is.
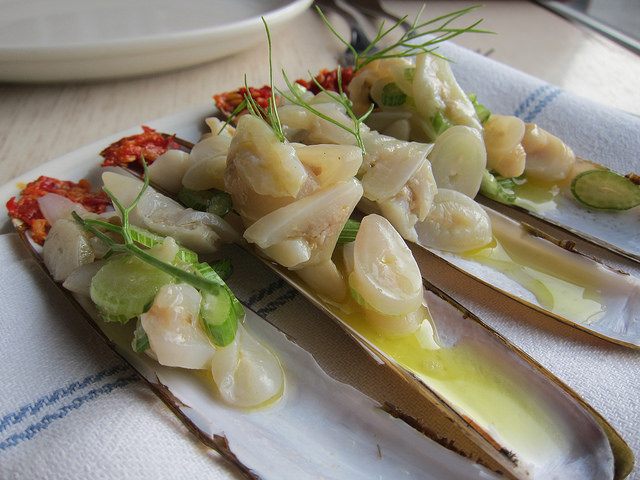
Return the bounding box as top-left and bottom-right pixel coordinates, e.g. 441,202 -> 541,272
325,303 -> 570,462
462,236 -> 606,324
511,178 -> 561,213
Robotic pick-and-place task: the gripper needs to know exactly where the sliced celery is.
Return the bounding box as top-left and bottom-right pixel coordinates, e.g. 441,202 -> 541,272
90,254 -> 172,323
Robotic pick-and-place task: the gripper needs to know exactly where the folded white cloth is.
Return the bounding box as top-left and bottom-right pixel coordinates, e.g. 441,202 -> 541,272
1,39 -> 639,480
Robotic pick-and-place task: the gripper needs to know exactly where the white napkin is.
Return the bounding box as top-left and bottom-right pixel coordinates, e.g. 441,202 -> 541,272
1,39 -> 640,480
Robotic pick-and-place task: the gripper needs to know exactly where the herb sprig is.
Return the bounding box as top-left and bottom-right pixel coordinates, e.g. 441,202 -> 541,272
236,18 -> 287,142
317,5 -> 493,72
72,165 -> 226,295
279,67 -> 373,153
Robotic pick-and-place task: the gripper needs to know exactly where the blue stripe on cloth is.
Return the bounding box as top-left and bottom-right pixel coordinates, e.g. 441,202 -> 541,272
513,84 -> 563,122
0,363 -> 131,434
244,277 -> 300,316
245,278 -> 288,307
255,288 -> 300,317
0,373 -> 139,451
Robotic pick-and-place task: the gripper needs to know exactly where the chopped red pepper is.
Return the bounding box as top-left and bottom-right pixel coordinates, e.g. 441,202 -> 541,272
100,126 -> 180,169
297,67 -> 355,95
6,176 -> 110,245
213,67 -> 355,118
213,86 -> 274,118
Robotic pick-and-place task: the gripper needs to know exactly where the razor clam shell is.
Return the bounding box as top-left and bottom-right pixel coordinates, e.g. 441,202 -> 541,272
477,190 -> 640,264
10,224 -> 501,480
415,206 -> 640,349
244,245 -> 630,480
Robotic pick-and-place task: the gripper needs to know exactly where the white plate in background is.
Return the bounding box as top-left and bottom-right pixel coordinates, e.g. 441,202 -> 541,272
0,0 -> 312,82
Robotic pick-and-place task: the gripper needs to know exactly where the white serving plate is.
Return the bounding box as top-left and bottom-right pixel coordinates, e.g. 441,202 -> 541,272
0,0 -> 312,82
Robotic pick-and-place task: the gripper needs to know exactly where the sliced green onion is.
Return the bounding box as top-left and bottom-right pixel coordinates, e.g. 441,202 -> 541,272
177,188 -> 233,217
468,93 -> 491,124
132,319 -> 150,353
210,258 -> 233,281
206,191 -> 233,217
403,67 -> 415,82
431,111 -> 452,137
177,188 -> 211,211
571,169 -> 640,210
480,169 -> 518,204
381,83 -> 407,107
337,218 -> 360,244
195,261 -> 243,347
200,289 -> 239,347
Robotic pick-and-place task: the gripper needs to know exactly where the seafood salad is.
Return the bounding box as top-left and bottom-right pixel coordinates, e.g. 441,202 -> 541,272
9,165 -> 285,409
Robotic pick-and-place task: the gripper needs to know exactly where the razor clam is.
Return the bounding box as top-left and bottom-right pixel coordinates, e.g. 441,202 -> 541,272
5,108 -> 634,478
475,123 -> 640,264
243,240 -> 630,480
100,130 -> 632,478
477,183 -> 640,264
8,223 -> 503,480
414,205 -> 640,349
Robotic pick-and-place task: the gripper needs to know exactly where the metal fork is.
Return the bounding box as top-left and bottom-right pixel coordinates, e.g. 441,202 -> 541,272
313,0 -> 377,66
345,0 -> 413,32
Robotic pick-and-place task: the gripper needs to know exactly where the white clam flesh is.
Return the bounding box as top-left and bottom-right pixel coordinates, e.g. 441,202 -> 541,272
415,188 -> 493,253
102,171 -> 239,253
348,214 -> 423,316
243,178 -> 363,269
42,217 -> 96,282
141,283 -> 215,370
359,132 -> 437,242
412,52 -> 483,140
279,97 -> 360,146
181,134 -> 232,192
211,321 -> 284,408
148,149 -> 193,194
226,114 -> 308,198
428,125 -> 487,198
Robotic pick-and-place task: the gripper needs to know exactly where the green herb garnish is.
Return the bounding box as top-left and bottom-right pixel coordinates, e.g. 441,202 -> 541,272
177,187 -> 233,217
337,218 -> 360,244
381,83 -> 408,107
239,18 -> 286,142
468,93 -> 491,124
317,5 -> 492,72
279,67 -> 374,153
132,318 -> 151,353
431,111 -> 452,137
480,169 -> 518,204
